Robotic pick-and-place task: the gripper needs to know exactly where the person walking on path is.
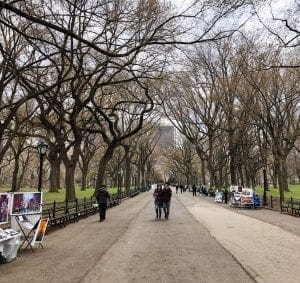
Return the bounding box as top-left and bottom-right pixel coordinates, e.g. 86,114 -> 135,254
96,185 -> 111,222
160,182 -> 172,219
192,184 -> 197,196
180,184 -> 184,194
223,187 -> 228,204
153,185 -> 162,219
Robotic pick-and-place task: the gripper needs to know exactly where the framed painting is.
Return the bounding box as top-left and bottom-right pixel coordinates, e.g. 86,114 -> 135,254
11,192 -> 42,215
0,193 -> 10,224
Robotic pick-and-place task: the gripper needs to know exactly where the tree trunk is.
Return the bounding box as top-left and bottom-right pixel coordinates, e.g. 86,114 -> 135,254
65,162 -> 76,201
272,162 -> 278,189
125,156 -> 131,192
137,163 -> 141,189
17,163 -> 26,191
61,142 -> 80,201
49,153 -> 60,193
229,153 -> 236,185
281,158 -> 289,192
95,145 -> 116,193
201,158 -> 206,185
238,165 -> 244,187
11,159 -> 20,192
141,165 -> 146,190
217,169 -> 222,188
274,156 -> 284,203
81,163 -> 88,191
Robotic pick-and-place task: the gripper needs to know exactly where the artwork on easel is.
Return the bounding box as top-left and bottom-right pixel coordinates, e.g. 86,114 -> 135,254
10,192 -> 42,215
32,218 -> 49,246
0,193 -> 10,224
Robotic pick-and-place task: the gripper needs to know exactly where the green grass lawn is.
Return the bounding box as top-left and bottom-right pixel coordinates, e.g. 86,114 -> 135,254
0,186 -> 132,203
255,184 -> 300,199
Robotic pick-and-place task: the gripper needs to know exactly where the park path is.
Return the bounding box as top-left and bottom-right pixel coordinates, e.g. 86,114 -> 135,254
178,192 -> 300,283
82,192 -> 253,283
1,189 -> 299,283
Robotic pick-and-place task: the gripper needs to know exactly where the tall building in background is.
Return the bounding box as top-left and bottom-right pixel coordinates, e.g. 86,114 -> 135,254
158,124 -> 175,149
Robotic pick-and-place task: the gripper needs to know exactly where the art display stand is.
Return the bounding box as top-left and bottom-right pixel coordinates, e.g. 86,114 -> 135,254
15,215 -> 42,253
0,191 -> 45,262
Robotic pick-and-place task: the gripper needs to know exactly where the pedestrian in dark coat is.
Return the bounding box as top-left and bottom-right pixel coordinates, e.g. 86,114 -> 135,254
224,187 -> 228,204
153,185 -> 162,219
160,182 -> 172,219
192,184 -> 197,196
180,184 -> 184,194
96,185 -> 110,222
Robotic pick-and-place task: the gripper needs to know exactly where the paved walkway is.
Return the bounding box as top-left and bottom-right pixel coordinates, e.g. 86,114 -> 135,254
82,194 -> 252,283
196,194 -> 300,237
0,189 -> 299,283
178,192 -> 300,283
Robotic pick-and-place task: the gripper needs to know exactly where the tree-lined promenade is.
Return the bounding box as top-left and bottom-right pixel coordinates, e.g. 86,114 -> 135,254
0,0 -> 299,204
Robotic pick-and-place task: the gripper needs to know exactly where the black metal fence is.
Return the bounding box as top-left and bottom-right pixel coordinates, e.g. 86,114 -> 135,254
261,195 -> 300,212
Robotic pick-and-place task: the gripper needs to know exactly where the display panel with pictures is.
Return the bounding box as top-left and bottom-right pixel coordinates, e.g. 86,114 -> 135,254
0,193 -> 10,224
11,192 -> 42,215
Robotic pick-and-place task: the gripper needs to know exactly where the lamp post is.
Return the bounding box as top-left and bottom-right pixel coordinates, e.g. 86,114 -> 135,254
37,141 -> 48,192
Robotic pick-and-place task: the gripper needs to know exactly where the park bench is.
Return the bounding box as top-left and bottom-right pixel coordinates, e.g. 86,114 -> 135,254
50,205 -> 67,227
281,200 -> 300,216
108,195 -> 119,207
291,201 -> 300,216
77,198 -> 97,218
65,200 -> 79,224
281,201 -> 293,215
41,202 -> 66,228
42,203 -> 53,219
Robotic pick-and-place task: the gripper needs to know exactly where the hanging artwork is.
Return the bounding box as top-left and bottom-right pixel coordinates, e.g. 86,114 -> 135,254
10,192 -> 42,215
0,193 -> 10,224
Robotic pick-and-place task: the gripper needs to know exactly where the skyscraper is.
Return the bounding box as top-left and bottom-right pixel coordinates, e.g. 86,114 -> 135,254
158,124 -> 175,149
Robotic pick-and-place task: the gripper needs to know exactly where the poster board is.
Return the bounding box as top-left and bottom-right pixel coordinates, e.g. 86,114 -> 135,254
32,218 -> 49,246
10,192 -> 42,215
0,193 -> 10,225
241,188 -> 254,206
215,191 -> 223,203
229,186 -> 242,207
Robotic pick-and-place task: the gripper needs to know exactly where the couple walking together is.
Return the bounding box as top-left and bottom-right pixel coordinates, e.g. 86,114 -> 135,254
153,182 -> 172,219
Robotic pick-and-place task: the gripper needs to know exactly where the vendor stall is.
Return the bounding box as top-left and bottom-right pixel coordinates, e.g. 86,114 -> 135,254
229,186 -> 255,208
0,229 -> 21,263
241,187 -> 254,208
214,191 -> 223,203
229,186 -> 242,208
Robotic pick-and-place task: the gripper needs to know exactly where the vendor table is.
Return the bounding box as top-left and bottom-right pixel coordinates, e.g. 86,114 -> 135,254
0,230 -> 21,263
